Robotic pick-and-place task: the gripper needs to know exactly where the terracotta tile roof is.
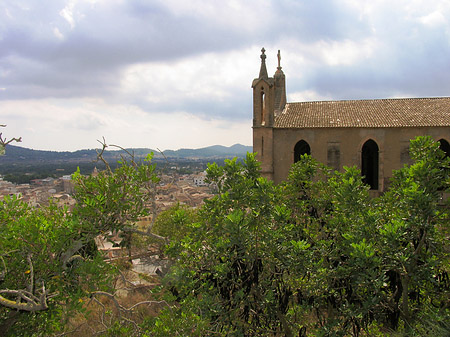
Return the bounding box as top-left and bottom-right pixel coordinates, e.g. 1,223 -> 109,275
275,97 -> 450,128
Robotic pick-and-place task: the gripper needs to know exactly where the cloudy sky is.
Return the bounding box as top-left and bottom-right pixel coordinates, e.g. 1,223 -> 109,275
1,0 -> 450,151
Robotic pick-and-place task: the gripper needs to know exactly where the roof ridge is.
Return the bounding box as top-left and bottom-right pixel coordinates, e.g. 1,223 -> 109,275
287,96 -> 450,105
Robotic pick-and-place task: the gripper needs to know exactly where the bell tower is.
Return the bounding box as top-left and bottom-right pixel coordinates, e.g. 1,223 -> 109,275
252,48 -> 276,180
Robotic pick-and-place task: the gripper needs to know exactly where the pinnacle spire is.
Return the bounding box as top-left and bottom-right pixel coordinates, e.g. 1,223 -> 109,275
274,49 -> 286,114
275,49 -> 284,76
259,47 -> 268,79
277,50 -> 282,70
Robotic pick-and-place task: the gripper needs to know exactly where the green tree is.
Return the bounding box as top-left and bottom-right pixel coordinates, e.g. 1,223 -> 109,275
376,136 -> 450,331
0,146 -> 164,335
281,156 -> 383,335
152,202 -> 198,242
0,196 -> 115,335
279,136 -> 450,335
149,137 -> 450,336
70,151 -> 163,260
157,154 -> 307,336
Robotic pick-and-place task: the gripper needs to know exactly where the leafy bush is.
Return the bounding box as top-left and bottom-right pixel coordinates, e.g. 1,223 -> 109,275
148,137 -> 450,336
2,136 -> 449,336
152,203 -> 198,242
0,151 -> 160,335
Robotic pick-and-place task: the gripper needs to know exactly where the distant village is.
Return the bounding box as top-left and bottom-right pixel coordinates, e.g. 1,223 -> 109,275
0,168 -> 214,214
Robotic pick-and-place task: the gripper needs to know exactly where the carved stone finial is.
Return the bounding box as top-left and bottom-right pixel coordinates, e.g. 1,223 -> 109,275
259,47 -> 268,79
277,50 -> 281,69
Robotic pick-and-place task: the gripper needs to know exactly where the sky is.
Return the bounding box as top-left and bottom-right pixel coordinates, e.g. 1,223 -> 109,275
2,0 -> 450,151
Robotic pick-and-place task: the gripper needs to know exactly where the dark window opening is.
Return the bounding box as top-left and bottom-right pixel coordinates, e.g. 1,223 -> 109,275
438,139 -> 450,191
438,139 -> 450,158
361,139 -> 379,190
294,140 -> 311,163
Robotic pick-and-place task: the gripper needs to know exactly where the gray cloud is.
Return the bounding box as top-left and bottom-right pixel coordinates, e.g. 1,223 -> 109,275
272,0 -> 371,42
304,27 -> 450,100
0,0 -> 254,101
2,0 -> 450,150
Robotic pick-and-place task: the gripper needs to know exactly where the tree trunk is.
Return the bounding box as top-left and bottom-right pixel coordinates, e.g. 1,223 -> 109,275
400,274 -> 411,323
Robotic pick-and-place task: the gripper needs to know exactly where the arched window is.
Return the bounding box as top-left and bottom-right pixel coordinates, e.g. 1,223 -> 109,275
261,88 -> 266,125
294,140 -> 311,163
438,139 -> 450,191
361,139 -> 379,190
438,139 -> 450,158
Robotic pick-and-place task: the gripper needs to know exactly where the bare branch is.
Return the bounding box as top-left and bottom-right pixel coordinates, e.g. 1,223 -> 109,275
95,137 -> 112,174
108,143 -> 137,167
88,291 -> 169,333
157,147 -> 172,171
0,255 -> 50,312
26,254 -> 34,294
0,256 -> 6,281
90,291 -> 124,319
0,125 -> 22,155
0,134 -> 22,146
127,299 -> 170,311
95,138 -> 140,171
0,282 -> 48,312
89,296 -> 108,330
90,290 -> 169,314
116,269 -> 137,290
60,239 -> 85,269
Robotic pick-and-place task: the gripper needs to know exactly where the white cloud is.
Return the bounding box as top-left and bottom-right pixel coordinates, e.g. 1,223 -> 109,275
4,7 -> 13,19
60,1 -> 76,29
419,11 -> 446,27
119,47 -> 259,105
314,38 -> 378,67
53,27 -> 64,40
0,98 -> 252,151
288,90 -> 332,103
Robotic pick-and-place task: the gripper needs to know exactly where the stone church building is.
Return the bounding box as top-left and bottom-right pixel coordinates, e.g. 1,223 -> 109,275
252,48 -> 450,191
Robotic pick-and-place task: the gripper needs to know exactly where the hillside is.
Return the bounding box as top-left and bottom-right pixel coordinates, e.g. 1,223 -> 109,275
1,144 -> 252,163
162,144 -> 251,158
0,144 -> 253,183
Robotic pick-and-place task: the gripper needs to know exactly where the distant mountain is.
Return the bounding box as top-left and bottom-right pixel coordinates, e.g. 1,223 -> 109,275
1,146 -> 100,163
1,144 -> 253,163
0,144 -> 254,183
162,144 -> 251,158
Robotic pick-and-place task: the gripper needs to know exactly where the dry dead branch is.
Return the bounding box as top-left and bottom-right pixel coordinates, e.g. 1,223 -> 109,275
0,282 -> 48,312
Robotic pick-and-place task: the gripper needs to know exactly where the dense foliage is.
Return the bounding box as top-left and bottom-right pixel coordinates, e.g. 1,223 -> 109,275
1,136 -> 449,336
152,203 -> 198,242
0,153 -> 159,335
149,136 -> 450,336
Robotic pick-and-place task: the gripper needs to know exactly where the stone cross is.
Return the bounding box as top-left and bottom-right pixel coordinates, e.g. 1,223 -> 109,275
261,48 -> 266,61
